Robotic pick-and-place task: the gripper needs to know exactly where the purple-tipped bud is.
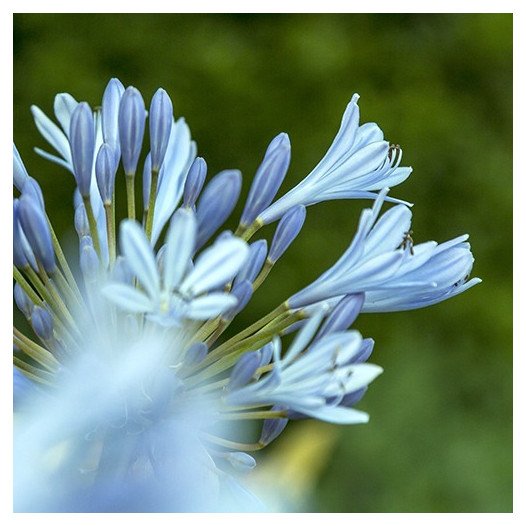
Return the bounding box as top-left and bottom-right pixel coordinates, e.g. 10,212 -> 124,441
69,102 -> 95,197
350,337 -> 375,364
259,406 -> 288,446
79,240 -> 99,282
258,342 -> 274,368
149,88 -> 173,172
14,283 -> 34,319
74,202 -> 90,238
235,239 -> 268,285
183,157 -> 207,208
196,170 -> 242,250
13,200 -> 37,270
101,78 -> 125,164
225,452 -> 257,472
142,153 -> 152,210
316,293 -> 365,340
95,143 -> 117,204
13,143 -> 29,192
31,306 -> 54,341
183,342 -> 208,367
22,178 -> 45,210
268,205 -> 306,263
241,132 -> 291,226
224,280 -> 253,319
228,351 -> 262,391
340,387 -> 368,408
17,194 -> 55,273
119,86 -> 146,176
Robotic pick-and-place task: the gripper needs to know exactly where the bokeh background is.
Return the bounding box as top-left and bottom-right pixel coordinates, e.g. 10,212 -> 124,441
13,13 -> 512,512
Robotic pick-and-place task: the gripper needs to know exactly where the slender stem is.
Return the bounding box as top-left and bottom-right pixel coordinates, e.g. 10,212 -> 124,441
252,259 -> 274,292
37,263 -> 79,332
24,265 -> 81,341
217,409 -> 288,421
83,196 -> 102,258
144,168 -> 160,240
200,432 -> 266,452
13,356 -> 55,385
53,268 -> 84,313
125,174 -> 136,220
205,318 -> 230,348
185,310 -> 305,386
208,302 -> 288,357
47,216 -> 84,301
13,265 -> 43,306
104,203 -> 116,266
234,218 -> 264,243
14,268 -> 81,353
13,328 -> 60,371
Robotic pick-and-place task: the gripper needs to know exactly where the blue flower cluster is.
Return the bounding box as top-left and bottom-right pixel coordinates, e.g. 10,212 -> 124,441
13,79 -> 480,512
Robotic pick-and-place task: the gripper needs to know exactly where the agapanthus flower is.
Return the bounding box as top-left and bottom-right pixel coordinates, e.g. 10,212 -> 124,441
13,79 -> 479,512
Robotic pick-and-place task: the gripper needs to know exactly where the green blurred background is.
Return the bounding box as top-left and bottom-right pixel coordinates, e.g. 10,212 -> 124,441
13,13 -> 512,512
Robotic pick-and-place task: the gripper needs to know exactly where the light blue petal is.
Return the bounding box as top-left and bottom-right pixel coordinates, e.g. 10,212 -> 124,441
163,208 -> 197,292
102,283 -> 154,312
339,363 -> 383,393
119,220 -> 160,300
33,147 -> 73,172
53,93 -> 78,136
151,118 -> 195,245
31,105 -> 72,164
282,307 -> 327,367
293,405 -> 370,424
363,204 -> 412,258
185,294 -> 238,319
180,238 -> 249,296
308,94 -> 361,179
13,143 -> 29,191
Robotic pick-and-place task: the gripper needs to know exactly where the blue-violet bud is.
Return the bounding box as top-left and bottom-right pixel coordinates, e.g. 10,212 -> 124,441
316,293 -> 365,340
14,282 -> 34,319
13,200 -> 36,269
17,194 -> 55,273
241,132 -> 291,226
183,157 -> 207,209
225,280 -> 253,319
74,202 -> 90,238
101,78 -> 125,164
183,342 -> 208,367
31,306 -> 54,342
227,351 -> 262,391
268,205 -> 306,263
22,177 -> 45,210
80,241 -> 99,282
69,102 -> 95,198
119,86 -> 146,176
259,406 -> 288,446
149,88 -> 173,172
13,143 -> 29,192
95,143 -> 117,204
196,170 -> 242,250
235,239 -> 268,285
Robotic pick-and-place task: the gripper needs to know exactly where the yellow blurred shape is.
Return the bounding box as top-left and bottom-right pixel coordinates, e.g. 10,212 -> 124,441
247,420 -> 341,509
